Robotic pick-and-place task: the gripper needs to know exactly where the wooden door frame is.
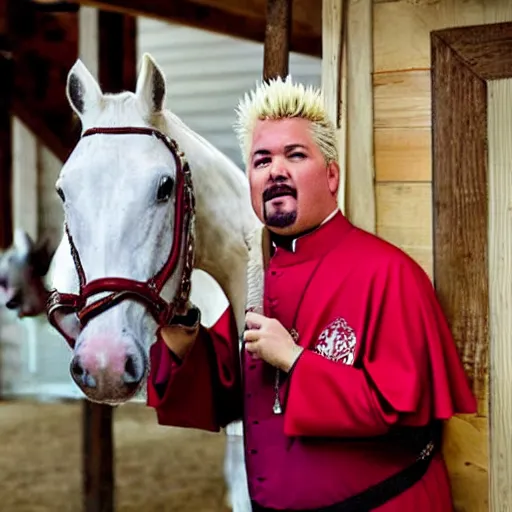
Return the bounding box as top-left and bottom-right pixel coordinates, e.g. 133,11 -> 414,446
431,20 -> 512,509
432,20 -> 512,409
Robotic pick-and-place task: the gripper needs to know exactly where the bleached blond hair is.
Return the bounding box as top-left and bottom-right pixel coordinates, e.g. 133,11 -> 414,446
234,76 -> 338,167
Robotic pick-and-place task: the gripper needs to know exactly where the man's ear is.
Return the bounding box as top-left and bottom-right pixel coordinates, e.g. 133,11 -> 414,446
327,160 -> 340,195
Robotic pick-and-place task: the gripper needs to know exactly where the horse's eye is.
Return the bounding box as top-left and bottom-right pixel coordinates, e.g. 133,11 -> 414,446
157,176 -> 174,202
56,186 -> 65,202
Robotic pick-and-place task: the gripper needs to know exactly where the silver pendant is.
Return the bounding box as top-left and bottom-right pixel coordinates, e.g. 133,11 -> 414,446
273,396 -> 283,415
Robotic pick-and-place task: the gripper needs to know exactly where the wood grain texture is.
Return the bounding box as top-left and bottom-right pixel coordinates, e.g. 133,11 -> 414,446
373,0 -> 485,72
435,21 -> 512,80
346,0 -> 376,233
373,70 -> 431,129
376,182 -> 432,278
263,0 -> 291,80
431,33 -> 488,415
443,415 -> 489,512
487,78 -> 512,512
374,128 -> 431,182
322,0 -> 347,212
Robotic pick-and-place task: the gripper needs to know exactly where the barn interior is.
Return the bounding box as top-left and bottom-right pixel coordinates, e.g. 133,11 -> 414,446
1,0 -> 512,511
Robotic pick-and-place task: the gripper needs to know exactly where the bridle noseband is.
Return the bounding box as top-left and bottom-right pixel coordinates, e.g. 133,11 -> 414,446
46,126 -> 196,348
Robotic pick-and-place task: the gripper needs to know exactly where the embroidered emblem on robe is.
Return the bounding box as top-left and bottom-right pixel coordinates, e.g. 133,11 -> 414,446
314,317 -> 356,365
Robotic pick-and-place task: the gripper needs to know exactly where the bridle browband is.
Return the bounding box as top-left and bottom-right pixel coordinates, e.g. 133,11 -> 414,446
46,126 -> 196,348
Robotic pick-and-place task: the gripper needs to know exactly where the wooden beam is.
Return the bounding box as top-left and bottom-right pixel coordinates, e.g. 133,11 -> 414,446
345,0 -> 375,233
192,0 -> 320,38
322,0 -> 347,213
487,77 -> 512,512
430,36 -> 489,510
31,0 -> 321,57
263,0 -> 291,80
0,0 -> 13,249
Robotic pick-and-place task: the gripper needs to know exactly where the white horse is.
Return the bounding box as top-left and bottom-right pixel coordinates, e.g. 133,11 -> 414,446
47,53 -> 265,511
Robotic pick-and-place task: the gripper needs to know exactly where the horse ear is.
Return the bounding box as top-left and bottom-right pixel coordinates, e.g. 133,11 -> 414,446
66,59 -> 103,121
135,53 -> 166,115
13,229 -> 33,259
30,236 -> 56,277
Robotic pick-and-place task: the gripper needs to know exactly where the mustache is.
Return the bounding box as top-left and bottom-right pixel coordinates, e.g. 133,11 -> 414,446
263,184 -> 297,202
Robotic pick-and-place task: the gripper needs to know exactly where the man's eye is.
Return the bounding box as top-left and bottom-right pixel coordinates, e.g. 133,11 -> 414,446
289,152 -> 306,159
254,157 -> 271,168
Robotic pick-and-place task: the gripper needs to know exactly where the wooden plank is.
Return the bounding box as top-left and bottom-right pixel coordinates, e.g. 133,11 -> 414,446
373,70 -> 431,129
321,0 -> 347,212
374,128 -> 431,182
443,415 -> 489,512
487,78 -> 512,512
373,0 -> 485,72
0,39 -> 13,249
263,0 -> 291,80
431,32 -> 488,416
346,0 -> 375,233
32,0 -> 321,57
375,182 -> 432,279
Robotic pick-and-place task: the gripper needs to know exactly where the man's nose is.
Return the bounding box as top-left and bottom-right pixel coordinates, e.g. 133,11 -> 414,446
269,160 -> 289,180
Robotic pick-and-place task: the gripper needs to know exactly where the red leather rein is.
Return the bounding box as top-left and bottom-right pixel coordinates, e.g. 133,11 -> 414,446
46,126 -> 196,347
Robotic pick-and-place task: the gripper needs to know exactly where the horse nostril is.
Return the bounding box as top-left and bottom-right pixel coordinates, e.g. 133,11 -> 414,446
71,357 -> 84,377
123,355 -> 139,384
70,357 -> 97,389
5,292 -> 21,309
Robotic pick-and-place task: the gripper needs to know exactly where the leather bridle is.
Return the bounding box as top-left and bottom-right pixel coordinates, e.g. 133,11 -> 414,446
46,126 -> 196,348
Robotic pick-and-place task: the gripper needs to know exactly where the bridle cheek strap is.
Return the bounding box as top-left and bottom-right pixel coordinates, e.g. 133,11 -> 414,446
46,126 -> 196,348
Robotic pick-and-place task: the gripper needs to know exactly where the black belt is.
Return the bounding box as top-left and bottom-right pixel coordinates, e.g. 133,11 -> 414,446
251,422 -> 441,512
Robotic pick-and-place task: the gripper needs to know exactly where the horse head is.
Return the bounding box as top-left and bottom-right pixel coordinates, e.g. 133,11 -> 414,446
0,229 -> 54,318
48,53 -> 260,405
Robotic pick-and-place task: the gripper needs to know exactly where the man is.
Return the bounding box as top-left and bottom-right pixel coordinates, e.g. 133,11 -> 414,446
147,77 -> 477,511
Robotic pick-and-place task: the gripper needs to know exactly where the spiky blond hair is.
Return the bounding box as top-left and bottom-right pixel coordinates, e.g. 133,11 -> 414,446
234,76 -> 338,167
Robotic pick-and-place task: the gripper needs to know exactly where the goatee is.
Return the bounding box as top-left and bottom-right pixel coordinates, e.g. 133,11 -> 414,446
264,210 -> 297,228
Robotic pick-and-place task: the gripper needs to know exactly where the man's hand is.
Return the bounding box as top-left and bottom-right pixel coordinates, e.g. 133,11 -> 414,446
160,307 -> 201,360
243,311 -> 303,372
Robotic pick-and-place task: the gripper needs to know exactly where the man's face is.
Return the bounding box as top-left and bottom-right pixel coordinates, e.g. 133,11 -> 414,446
248,117 -> 339,236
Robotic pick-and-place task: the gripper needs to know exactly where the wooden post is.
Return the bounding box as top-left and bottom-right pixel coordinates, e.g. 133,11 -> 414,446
322,0 -> 347,213
263,0 -> 292,80
81,9 -> 137,512
83,400 -> 115,512
0,19 -> 13,249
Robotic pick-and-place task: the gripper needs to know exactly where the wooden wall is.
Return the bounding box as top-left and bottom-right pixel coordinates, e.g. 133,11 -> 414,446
373,0 -> 487,280
370,1 -> 512,510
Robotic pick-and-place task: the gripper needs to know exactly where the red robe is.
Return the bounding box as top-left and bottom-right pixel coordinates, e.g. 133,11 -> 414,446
147,211 -> 476,511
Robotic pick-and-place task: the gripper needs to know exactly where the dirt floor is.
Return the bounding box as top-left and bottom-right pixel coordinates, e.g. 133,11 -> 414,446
0,400 -> 231,512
